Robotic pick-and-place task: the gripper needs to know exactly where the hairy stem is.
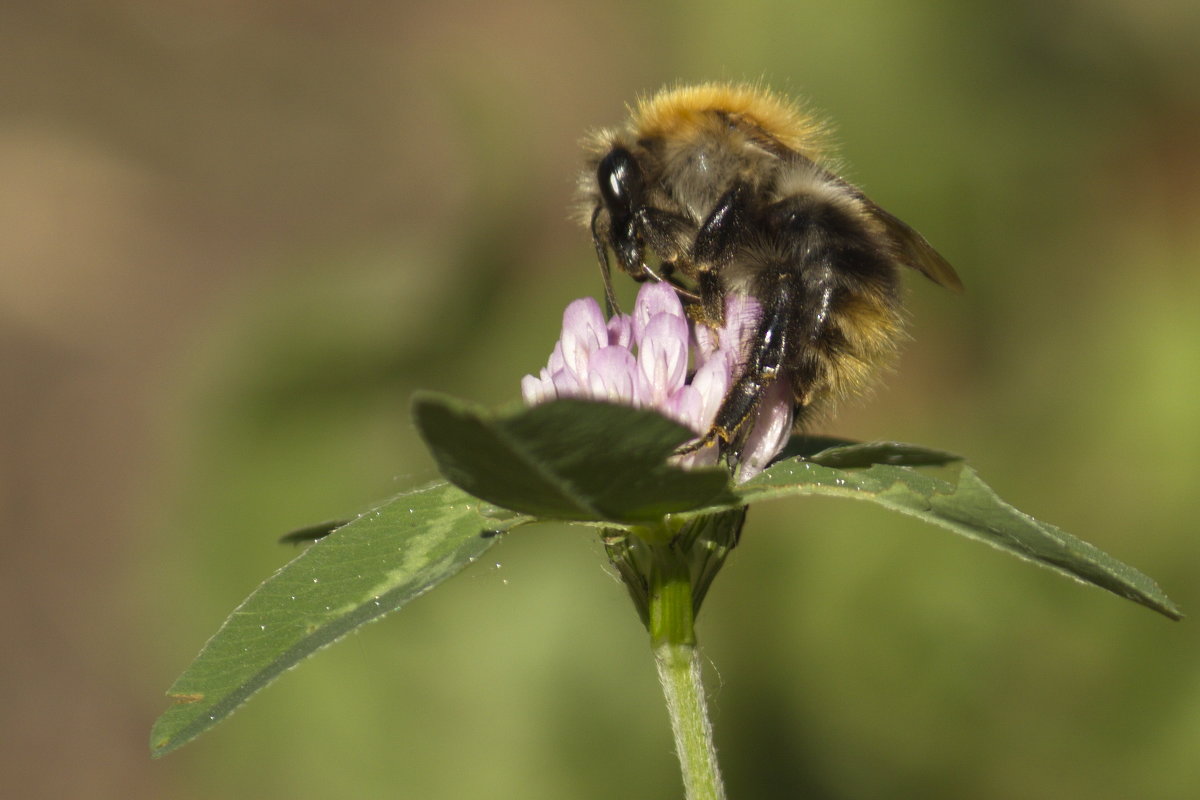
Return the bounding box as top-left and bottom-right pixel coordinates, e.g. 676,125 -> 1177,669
654,641 -> 726,800
647,542 -> 726,800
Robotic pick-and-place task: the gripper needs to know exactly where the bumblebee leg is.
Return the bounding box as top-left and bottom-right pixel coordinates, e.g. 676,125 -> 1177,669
704,269 -> 799,460
690,270 -> 725,328
691,181 -> 753,327
590,206 -> 622,316
696,249 -> 844,461
677,269 -> 798,460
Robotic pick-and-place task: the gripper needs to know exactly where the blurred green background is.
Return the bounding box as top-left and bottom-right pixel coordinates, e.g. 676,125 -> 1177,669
4,1 -> 1198,798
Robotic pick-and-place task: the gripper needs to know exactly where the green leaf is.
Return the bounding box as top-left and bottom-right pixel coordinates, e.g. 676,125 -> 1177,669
727,457 -> 1181,620
413,394 -> 737,524
150,482 -> 531,758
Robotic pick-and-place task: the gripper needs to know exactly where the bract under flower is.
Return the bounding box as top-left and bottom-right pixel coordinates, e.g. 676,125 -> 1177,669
521,282 -> 792,480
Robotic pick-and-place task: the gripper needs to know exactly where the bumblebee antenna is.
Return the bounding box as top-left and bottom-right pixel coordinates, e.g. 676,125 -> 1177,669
590,206 -> 621,317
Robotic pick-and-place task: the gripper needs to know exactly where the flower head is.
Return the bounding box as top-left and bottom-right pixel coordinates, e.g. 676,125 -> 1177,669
522,283 -> 792,480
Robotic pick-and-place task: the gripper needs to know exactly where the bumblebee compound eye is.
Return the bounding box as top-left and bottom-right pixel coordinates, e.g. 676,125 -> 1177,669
597,147 -> 645,273
597,147 -> 643,210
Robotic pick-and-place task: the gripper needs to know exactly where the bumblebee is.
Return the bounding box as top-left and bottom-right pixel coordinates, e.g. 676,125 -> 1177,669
578,83 -> 961,458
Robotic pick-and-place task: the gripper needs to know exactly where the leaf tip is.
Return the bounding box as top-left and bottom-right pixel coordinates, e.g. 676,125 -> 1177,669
149,721 -> 185,759
1158,601 -> 1185,622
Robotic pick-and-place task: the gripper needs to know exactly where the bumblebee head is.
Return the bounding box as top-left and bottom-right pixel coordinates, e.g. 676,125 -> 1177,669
595,146 -> 646,276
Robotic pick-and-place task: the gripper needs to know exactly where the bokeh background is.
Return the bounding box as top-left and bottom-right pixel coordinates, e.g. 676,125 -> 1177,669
4,1 -> 1199,798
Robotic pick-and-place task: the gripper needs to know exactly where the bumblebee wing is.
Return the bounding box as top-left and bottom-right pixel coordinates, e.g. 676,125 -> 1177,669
810,163 -> 963,292
869,202 -> 964,292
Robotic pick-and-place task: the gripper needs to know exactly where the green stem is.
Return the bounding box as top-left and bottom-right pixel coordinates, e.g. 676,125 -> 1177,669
654,641 -> 726,800
647,544 -> 726,800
